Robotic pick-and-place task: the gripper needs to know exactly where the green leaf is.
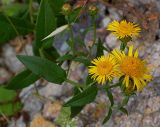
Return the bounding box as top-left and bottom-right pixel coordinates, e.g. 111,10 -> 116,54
106,87 -> 114,107
103,107 -> 112,124
17,55 -> 66,84
33,0 -> 57,55
119,107 -> 128,115
73,56 -> 91,66
96,38 -> 104,57
0,87 -> 17,103
39,46 -> 60,62
70,106 -> 83,118
85,75 -> 93,85
121,96 -> 129,106
6,69 -> 39,90
68,7 -> 81,23
48,0 -> 64,15
70,87 -> 84,118
57,54 -> 74,62
0,13 -> 34,43
64,85 -> 98,107
0,102 -> 22,116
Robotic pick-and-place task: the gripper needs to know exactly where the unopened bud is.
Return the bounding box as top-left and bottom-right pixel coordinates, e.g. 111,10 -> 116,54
62,3 -> 72,15
88,5 -> 98,16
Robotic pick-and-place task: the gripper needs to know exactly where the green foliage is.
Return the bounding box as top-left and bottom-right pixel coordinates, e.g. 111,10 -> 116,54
0,87 -> 17,102
57,54 -> 74,62
103,107 -> 112,124
119,107 -> 128,115
106,87 -> 114,107
39,46 -> 60,62
0,13 -> 34,44
64,85 -> 98,107
70,87 -> 84,118
0,87 -> 22,116
17,55 -> 66,84
33,0 -> 65,56
6,69 -> 39,90
73,56 -> 91,66
0,0 -> 143,124
0,102 -> 22,116
96,38 -> 104,57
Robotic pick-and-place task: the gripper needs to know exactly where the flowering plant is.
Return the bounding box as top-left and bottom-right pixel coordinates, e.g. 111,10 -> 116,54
1,1 -> 152,126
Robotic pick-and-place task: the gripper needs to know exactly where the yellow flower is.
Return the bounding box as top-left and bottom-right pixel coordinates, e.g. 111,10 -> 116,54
88,55 -> 120,84
112,46 -> 152,91
107,20 -> 141,39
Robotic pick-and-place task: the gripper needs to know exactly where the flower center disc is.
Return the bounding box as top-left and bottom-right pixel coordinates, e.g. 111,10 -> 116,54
120,57 -> 145,78
97,61 -> 113,75
118,23 -> 133,35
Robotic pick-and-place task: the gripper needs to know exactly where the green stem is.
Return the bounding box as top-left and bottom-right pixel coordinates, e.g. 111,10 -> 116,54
120,41 -> 127,51
93,16 -> 96,45
89,16 -> 97,57
29,0 -> 33,24
5,15 -> 19,36
66,16 -> 75,54
65,79 -> 82,88
66,79 -> 83,92
0,109 -> 10,123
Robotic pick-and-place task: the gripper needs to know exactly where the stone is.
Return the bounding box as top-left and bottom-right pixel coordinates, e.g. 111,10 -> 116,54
30,114 -> 57,127
0,67 -> 11,84
2,43 -> 33,73
22,95 -> 43,119
8,116 -> 26,127
105,33 -> 119,49
39,83 -> 64,98
42,101 -> 62,119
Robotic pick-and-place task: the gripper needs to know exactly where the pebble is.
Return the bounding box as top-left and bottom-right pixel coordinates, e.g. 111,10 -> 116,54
0,67 -> 11,84
30,114 -> 57,127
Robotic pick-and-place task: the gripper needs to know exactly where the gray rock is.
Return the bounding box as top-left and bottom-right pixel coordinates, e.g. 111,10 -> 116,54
22,94 -> 43,119
105,33 -> 119,49
38,83 -> 64,98
8,116 -> 26,127
0,67 -> 12,84
2,44 -> 24,73
2,43 -> 33,73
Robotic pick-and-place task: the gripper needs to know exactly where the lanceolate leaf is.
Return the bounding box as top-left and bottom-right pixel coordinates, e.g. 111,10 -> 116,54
106,87 -> 114,107
119,107 -> 128,115
64,85 -> 98,107
33,0 -> 57,55
73,56 -> 91,66
70,87 -> 84,118
39,46 -> 60,62
96,38 -> 104,57
57,54 -> 74,62
33,0 -> 65,56
42,24 -> 68,41
6,69 -> 39,90
103,107 -> 112,124
17,55 -> 66,84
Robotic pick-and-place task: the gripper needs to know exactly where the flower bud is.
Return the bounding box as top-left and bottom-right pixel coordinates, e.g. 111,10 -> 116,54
88,5 -> 98,16
62,3 -> 72,15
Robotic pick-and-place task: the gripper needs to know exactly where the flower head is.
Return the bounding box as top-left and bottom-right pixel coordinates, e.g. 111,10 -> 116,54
62,3 -> 72,15
88,55 -> 120,84
112,46 -> 152,91
88,5 -> 98,16
107,20 -> 141,39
